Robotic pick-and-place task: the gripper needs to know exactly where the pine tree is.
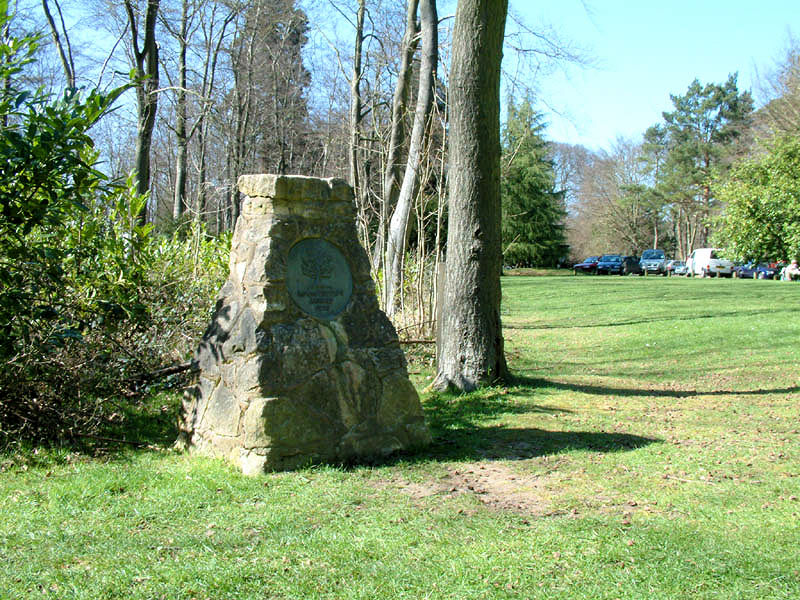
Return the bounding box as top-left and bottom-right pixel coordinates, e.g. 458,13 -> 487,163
501,99 -> 567,267
659,74 -> 753,249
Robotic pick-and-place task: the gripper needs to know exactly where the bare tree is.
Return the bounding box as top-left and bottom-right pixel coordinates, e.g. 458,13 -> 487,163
584,140 -> 653,254
41,0 -> 75,88
165,0 -> 190,219
348,0 -> 365,191
159,0 -> 235,221
372,0 -> 418,273
756,37 -> 800,137
124,0 -> 160,223
383,0 -> 436,316
346,0 -> 378,252
434,0 -> 509,391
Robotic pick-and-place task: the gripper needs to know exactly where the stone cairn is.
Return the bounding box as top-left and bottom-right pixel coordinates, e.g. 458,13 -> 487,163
179,174 -> 430,473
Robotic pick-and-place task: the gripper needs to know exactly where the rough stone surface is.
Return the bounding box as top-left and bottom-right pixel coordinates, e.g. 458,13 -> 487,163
180,174 -> 430,473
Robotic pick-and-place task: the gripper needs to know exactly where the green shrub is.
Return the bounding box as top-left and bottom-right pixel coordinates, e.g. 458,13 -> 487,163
0,174 -> 229,447
0,16 -> 229,448
713,135 -> 800,261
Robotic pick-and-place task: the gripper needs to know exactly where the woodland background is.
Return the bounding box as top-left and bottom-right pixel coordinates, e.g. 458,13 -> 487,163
2,0 -> 799,446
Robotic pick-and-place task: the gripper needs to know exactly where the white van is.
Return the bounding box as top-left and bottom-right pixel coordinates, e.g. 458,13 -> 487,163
685,248 -> 734,278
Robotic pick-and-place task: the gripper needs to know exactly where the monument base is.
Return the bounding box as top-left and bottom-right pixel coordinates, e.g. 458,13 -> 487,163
180,175 -> 430,473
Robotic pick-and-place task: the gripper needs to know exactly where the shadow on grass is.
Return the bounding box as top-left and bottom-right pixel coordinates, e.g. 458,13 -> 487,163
517,376 -> 800,399
102,397 -> 183,449
370,383 -> 661,466
418,424 -> 657,463
11,378 -> 659,471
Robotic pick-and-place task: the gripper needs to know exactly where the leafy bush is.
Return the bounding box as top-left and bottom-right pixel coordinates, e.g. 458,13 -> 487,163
0,174 -> 229,447
713,135 -> 800,261
0,17 -> 229,449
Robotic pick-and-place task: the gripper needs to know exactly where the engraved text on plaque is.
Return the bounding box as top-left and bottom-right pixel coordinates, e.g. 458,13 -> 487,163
286,238 -> 353,320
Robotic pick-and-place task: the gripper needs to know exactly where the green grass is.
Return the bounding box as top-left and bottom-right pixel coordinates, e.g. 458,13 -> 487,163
2,276 -> 800,599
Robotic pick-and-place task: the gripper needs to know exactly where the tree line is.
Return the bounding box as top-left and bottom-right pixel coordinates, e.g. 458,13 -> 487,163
3,0 -> 535,446
4,0 -> 796,448
560,42 -> 800,264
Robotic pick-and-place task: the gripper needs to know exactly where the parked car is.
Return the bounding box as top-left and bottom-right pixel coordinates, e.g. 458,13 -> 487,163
733,262 -> 780,279
573,256 -> 600,274
639,249 -> 667,275
622,256 -> 643,275
686,248 -> 734,278
595,254 -> 624,275
666,260 -> 687,276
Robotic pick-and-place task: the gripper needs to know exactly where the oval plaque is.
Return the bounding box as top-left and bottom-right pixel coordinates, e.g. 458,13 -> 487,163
286,238 -> 353,320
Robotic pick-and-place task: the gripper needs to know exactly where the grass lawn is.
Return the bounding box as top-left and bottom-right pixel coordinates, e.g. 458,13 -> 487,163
2,275 -> 799,599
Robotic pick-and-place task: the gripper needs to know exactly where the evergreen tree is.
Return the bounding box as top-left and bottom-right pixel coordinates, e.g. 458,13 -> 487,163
232,0 -> 312,175
659,74 -> 753,249
501,99 -> 567,267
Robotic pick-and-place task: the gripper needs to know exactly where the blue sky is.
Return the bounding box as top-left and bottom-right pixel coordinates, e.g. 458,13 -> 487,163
52,0 -> 797,155
510,0 -> 799,151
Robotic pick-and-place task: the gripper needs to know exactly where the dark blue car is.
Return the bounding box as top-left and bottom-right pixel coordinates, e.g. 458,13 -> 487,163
732,262 -> 779,280
596,254 -> 624,275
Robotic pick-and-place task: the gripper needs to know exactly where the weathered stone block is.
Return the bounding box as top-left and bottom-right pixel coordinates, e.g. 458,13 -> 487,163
378,371 -> 427,430
242,397 -> 273,449
202,384 -> 240,438
221,307 -> 257,356
180,175 -> 430,473
246,285 -> 288,320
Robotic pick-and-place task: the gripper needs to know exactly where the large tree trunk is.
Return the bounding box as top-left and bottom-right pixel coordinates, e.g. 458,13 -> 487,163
433,0 -> 509,392
384,0 -> 437,316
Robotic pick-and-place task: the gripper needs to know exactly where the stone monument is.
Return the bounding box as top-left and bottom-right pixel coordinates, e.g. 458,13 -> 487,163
179,174 -> 430,473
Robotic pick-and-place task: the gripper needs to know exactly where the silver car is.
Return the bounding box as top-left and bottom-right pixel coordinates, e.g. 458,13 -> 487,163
640,249 -> 667,275
666,260 -> 687,276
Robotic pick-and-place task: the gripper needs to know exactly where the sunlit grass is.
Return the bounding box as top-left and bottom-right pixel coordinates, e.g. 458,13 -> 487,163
1,275 -> 799,599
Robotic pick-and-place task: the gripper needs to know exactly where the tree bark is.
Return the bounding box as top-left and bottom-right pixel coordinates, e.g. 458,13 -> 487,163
228,4 -> 259,228
384,0 -> 436,316
125,0 -> 160,225
373,0 -> 419,274
433,0 -> 509,391
172,0 -> 188,220
348,0 -> 366,193
348,0 -> 374,252
41,0 -> 75,88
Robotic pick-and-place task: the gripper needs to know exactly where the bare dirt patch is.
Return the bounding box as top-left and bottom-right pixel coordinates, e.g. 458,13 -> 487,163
378,462 -> 560,516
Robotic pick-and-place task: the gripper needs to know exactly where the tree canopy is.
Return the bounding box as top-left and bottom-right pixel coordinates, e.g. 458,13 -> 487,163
658,74 -> 754,250
714,135 -> 800,262
565,74 -> 757,260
